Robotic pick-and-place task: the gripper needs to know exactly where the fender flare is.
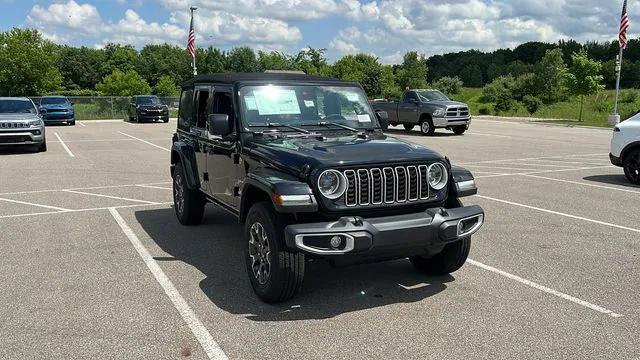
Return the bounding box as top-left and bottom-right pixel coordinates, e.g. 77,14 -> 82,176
450,165 -> 477,198
171,141 -> 200,190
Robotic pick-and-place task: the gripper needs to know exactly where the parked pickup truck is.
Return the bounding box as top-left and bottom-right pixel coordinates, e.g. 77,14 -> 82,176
372,89 -> 471,136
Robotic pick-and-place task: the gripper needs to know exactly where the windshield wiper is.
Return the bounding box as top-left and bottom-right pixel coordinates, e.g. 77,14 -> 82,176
249,122 -> 310,135
315,121 -> 358,133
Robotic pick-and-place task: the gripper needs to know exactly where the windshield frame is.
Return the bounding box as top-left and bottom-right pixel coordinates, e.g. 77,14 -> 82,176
236,82 -> 380,133
40,97 -> 69,106
416,90 -> 450,102
0,99 -> 38,114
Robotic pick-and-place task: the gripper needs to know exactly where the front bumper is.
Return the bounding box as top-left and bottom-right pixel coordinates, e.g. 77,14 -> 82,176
610,153 -> 623,167
0,129 -> 45,146
284,205 -> 484,257
433,116 -> 471,128
138,112 -> 169,121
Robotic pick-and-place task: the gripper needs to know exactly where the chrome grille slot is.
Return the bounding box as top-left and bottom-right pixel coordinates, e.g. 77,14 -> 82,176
357,169 -> 371,205
344,170 -> 357,207
340,164 -> 437,207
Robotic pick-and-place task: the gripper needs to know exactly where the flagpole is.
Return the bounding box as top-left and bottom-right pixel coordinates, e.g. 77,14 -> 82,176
610,0 -> 629,125
613,47 -> 624,116
190,6 -> 198,76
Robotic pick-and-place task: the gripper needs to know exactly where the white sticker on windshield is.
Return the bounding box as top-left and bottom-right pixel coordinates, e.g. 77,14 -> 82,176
346,93 -> 360,102
304,100 -> 315,107
244,96 -> 257,110
254,89 -> 301,115
357,114 -> 371,123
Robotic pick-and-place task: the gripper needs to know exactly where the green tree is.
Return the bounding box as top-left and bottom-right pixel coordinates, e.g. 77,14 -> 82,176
459,64 -> 483,87
381,65 -> 401,100
138,44 -> 191,87
295,47 -> 328,75
397,51 -> 428,89
564,51 -> 605,121
482,75 -> 518,112
331,54 -> 383,97
99,44 -> 140,79
57,46 -> 104,90
96,69 -> 152,96
0,28 -> 62,96
257,51 -> 297,71
154,75 -> 179,97
534,48 -> 567,103
226,47 -> 258,72
200,47 -> 226,74
433,76 -> 463,96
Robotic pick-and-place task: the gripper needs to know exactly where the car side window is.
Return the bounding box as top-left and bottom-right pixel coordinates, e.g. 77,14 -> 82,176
403,92 -> 418,103
212,90 -> 236,134
178,89 -> 194,129
194,89 -> 211,129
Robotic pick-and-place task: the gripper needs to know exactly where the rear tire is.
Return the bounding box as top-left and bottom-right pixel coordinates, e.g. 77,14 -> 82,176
245,202 -> 304,303
410,237 -> 471,275
420,117 -> 435,136
173,161 -> 206,225
403,124 -> 415,132
623,149 -> 640,185
452,125 -> 467,135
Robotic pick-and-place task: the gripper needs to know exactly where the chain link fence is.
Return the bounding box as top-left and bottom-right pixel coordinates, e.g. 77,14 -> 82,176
29,96 -> 180,120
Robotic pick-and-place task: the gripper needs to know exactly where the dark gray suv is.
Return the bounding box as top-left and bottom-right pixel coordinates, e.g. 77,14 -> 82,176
0,98 -> 47,152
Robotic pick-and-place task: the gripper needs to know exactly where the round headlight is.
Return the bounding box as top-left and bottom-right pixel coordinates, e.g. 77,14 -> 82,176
317,170 -> 347,199
428,163 -> 448,190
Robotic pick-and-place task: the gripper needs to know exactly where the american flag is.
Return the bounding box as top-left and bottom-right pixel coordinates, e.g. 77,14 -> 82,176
187,15 -> 196,59
619,0 -> 630,49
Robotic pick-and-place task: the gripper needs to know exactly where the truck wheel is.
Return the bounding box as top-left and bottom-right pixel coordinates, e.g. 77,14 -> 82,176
452,125 -> 467,135
245,201 -> 304,303
39,141 -> 47,152
403,124 -> 415,132
420,118 -> 435,136
623,149 -> 640,185
173,161 -> 206,225
410,237 -> 471,275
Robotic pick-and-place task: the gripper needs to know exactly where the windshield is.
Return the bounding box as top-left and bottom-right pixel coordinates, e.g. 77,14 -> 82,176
40,97 -> 68,105
239,85 -> 379,130
137,96 -> 161,105
0,99 -> 37,114
416,90 -> 450,102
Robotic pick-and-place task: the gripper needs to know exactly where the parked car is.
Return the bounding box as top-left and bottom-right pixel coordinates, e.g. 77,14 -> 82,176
610,114 -> 640,184
128,95 -> 170,123
0,97 -> 46,152
39,96 -> 75,126
170,73 -> 484,303
371,89 -> 471,135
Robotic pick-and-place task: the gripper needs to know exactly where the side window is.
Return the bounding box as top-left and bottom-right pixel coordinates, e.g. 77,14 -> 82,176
194,89 -> 211,128
403,92 -> 418,102
178,89 -> 194,128
212,91 -> 235,133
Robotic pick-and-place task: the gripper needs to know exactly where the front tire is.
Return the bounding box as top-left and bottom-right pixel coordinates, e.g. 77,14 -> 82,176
452,125 -> 467,135
245,202 -> 304,303
410,237 -> 471,275
420,117 -> 435,136
623,149 -> 640,185
173,161 -> 206,225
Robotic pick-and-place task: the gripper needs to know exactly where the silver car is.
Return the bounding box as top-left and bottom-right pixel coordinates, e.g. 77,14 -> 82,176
0,97 -> 47,152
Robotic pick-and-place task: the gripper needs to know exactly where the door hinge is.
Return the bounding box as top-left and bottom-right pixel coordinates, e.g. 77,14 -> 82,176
203,173 -> 209,181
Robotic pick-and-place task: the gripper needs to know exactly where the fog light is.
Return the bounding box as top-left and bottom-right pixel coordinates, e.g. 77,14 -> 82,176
330,236 -> 343,249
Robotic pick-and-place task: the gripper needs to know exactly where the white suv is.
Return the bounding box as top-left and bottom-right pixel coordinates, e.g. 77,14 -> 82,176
610,114 -> 640,184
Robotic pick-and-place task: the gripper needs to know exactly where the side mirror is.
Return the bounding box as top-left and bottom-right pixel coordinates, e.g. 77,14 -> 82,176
376,110 -> 389,121
207,114 -> 231,136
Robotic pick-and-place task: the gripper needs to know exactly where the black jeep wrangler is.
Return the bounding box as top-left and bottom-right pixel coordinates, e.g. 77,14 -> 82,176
170,73 -> 484,303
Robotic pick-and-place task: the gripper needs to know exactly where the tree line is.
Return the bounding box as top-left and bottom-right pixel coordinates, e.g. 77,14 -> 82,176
0,27 -> 630,107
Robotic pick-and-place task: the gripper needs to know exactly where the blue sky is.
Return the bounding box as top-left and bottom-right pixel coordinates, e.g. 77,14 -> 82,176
0,0 -> 631,63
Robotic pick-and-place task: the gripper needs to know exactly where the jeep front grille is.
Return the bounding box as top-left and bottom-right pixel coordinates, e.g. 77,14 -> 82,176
344,165 -> 431,207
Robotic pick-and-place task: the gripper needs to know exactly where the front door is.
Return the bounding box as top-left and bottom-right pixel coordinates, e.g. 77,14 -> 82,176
193,86 -> 213,195
398,91 -> 420,124
206,88 -> 241,208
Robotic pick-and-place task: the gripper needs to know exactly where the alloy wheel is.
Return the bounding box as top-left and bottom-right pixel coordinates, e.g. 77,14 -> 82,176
174,173 -> 185,215
248,222 -> 271,285
421,121 -> 431,134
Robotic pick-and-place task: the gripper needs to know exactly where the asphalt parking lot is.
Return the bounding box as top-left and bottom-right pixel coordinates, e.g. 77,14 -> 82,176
0,118 -> 638,359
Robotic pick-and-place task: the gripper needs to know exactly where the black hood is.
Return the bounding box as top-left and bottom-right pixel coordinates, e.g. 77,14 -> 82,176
248,132 -> 444,174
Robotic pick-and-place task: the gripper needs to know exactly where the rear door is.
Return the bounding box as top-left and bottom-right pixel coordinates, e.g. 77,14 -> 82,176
192,85 -> 213,195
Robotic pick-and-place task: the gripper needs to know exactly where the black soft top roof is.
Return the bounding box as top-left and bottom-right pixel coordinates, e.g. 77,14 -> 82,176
182,72 -> 355,88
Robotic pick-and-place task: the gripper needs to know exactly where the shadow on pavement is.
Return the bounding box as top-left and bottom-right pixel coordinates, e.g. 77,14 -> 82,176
583,174 -> 639,188
135,206 -> 453,322
0,146 -> 39,155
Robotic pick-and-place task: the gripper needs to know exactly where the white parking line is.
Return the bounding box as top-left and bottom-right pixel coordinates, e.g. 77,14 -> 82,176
0,181 -> 173,196
118,132 -> 170,152
474,165 -> 616,179
475,194 -> 640,234
54,132 -> 75,157
0,202 -> 173,220
467,259 -> 622,318
78,122 -> 86,127
458,153 -> 607,166
527,158 -> 609,166
65,189 -> 159,204
108,208 -> 228,360
0,197 -> 71,211
521,174 -> 640,194
466,164 -> 558,172
137,184 -> 173,190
